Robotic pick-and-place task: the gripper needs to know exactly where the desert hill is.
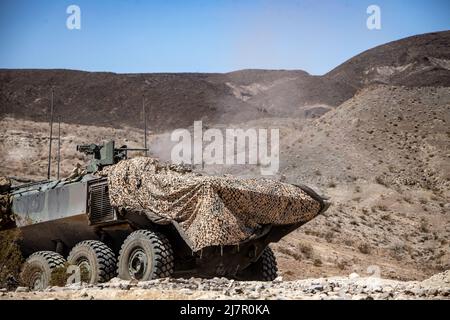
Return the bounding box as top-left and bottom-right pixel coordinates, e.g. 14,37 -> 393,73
326,31 -> 450,88
1,31 -> 449,130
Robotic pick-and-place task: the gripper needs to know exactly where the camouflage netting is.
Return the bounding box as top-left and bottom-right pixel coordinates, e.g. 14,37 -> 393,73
0,177 -> 14,230
100,158 -> 323,251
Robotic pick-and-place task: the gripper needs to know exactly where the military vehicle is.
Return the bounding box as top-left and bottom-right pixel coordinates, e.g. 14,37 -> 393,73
0,141 -> 329,289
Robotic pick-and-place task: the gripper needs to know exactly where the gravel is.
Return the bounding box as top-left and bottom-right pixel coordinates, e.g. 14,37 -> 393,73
1,270 -> 449,300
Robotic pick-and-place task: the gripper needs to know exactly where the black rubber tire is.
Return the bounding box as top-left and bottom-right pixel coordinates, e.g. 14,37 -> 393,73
118,230 -> 174,281
20,251 -> 66,290
237,247 -> 278,281
67,240 -> 116,284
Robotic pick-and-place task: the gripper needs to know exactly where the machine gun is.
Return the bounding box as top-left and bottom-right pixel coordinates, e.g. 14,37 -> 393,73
76,141 -> 147,173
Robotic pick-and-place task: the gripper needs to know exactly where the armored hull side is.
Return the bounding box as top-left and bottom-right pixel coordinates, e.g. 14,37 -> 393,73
7,176 -> 102,256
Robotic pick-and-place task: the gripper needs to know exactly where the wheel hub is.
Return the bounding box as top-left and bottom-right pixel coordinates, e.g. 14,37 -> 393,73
30,270 -> 45,290
128,248 -> 148,280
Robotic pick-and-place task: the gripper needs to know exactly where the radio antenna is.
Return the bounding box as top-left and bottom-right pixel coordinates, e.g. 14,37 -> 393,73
143,95 -> 148,156
57,116 -> 61,180
47,87 -> 54,180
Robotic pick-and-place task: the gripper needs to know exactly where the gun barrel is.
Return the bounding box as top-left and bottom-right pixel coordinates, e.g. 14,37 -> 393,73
116,148 -> 148,151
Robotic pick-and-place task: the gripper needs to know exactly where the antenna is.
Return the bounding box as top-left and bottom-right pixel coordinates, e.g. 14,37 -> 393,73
57,116 -> 61,180
143,95 -> 148,156
47,87 -> 54,180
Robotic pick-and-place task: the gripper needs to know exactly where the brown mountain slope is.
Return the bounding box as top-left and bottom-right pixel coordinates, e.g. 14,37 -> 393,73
280,85 -> 450,191
1,31 -> 449,131
0,70 -> 255,131
326,31 -> 450,88
273,85 -> 450,280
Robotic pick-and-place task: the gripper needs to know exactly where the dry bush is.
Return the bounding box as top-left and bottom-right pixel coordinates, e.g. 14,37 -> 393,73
324,231 -> 334,243
49,263 -> 70,287
420,218 -> 429,233
336,259 -> 349,270
390,244 -> 406,261
375,175 -> 389,187
372,204 -> 388,212
403,196 -> 413,204
0,230 -> 23,289
344,239 -> 354,247
49,263 -> 90,287
327,181 -> 336,188
277,246 -> 302,261
357,243 -> 371,254
313,258 -> 323,267
297,242 -> 314,259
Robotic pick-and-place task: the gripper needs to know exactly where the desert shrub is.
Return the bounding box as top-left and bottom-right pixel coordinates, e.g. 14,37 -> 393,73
403,196 -> 413,204
297,242 -> 314,259
324,231 -> 334,243
375,175 -> 388,187
390,244 -> 406,261
49,263 -> 70,287
381,214 -> 391,221
420,218 -> 429,233
336,259 -> 349,270
372,204 -> 388,212
0,230 -> 23,289
49,262 -> 90,287
357,243 -> 371,254
278,245 -> 302,260
327,181 -> 336,188
49,263 -> 90,287
344,239 -> 354,247
313,258 -> 323,267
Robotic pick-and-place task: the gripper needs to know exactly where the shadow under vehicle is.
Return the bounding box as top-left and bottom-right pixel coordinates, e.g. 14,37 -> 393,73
1,141 -> 330,289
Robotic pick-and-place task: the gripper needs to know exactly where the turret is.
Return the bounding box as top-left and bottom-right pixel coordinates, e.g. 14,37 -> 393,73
76,140 -> 147,173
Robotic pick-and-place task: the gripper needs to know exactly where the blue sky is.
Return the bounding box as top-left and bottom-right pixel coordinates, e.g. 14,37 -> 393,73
0,0 -> 449,75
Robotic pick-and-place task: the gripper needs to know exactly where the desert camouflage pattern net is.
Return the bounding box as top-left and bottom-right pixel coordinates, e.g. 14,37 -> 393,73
100,157 -> 323,251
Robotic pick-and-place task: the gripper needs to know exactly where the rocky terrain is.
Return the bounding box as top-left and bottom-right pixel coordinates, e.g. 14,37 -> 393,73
0,31 -> 449,288
2,270 -> 449,300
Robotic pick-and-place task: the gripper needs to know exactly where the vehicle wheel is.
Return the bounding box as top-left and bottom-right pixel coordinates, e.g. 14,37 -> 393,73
67,240 -> 116,284
20,251 -> 66,290
118,229 -> 174,281
237,247 -> 278,281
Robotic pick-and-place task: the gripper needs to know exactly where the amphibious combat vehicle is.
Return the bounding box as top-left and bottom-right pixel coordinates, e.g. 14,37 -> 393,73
0,141 -> 329,289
